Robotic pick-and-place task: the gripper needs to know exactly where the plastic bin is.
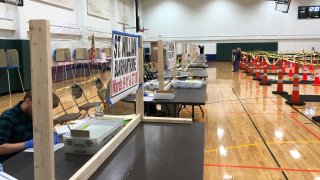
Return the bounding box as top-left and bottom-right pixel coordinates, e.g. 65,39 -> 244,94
63,117 -> 123,155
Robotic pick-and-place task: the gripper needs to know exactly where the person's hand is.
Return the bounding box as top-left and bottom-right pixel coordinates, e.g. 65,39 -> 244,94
24,139 -> 33,149
54,134 -> 60,144
24,134 -> 60,149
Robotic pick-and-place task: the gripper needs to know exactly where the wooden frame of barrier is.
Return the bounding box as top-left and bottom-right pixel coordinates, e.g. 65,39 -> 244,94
29,20 -> 192,180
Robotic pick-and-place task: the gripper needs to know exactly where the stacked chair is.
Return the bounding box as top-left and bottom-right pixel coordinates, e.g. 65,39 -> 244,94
0,49 -> 25,107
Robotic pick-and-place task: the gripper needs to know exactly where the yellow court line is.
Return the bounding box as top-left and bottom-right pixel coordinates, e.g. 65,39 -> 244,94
205,140 -> 320,153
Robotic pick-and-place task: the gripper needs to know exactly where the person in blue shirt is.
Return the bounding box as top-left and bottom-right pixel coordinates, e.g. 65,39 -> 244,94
0,91 -> 59,162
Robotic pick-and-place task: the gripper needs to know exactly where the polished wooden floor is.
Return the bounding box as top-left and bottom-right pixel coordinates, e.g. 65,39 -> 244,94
1,62 -> 320,179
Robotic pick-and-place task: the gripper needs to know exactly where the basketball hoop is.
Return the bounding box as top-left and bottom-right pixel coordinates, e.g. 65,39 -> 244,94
4,0 -> 19,18
275,0 -> 291,13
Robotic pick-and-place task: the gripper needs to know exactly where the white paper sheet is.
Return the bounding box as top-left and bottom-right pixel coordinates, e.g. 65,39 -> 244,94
23,143 -> 64,153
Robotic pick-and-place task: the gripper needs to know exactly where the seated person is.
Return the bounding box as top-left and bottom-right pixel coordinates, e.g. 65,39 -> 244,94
0,91 -> 59,163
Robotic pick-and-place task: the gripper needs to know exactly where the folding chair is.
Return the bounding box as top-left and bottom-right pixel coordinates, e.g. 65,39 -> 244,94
0,49 -> 11,106
95,78 -> 110,110
0,49 -> 25,107
6,49 -> 25,93
70,84 -> 100,117
52,93 -> 82,125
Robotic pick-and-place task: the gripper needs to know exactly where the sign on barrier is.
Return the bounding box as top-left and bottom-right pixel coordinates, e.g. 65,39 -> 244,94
110,31 -> 140,104
164,41 -> 176,70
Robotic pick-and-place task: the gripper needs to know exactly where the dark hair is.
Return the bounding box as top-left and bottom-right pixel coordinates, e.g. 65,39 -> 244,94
23,90 -> 32,101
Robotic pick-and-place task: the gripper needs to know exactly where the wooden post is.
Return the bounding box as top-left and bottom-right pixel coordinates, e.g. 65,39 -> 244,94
136,37 -> 144,116
157,40 -> 164,90
181,42 -> 186,70
173,42 -> 177,80
29,20 -> 55,180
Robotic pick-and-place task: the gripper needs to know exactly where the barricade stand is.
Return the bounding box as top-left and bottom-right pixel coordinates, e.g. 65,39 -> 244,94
285,62 -> 305,106
272,59 -> 288,94
259,56 -> 271,86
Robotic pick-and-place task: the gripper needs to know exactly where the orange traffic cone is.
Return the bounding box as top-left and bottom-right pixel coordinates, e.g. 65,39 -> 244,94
250,58 -> 254,74
273,59 -> 288,94
310,63 -> 314,71
244,58 -> 249,73
313,68 -> 320,86
288,68 -> 293,77
285,62 -> 305,106
253,57 -> 256,75
302,63 -> 308,81
253,56 -> 262,80
272,60 -> 276,71
260,56 -> 271,86
282,60 -> 286,74
248,57 -> 253,75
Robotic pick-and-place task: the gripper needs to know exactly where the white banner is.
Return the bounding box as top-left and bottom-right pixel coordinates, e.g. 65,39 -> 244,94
164,41 -> 176,70
110,31 -> 140,105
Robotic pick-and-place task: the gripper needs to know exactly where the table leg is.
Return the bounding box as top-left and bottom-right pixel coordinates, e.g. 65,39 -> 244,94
199,105 -> 204,118
192,105 -> 194,122
174,104 -> 176,117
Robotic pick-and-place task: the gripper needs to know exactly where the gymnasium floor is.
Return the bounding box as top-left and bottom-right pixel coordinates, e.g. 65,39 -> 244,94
203,62 -> 320,180
1,61 -> 320,179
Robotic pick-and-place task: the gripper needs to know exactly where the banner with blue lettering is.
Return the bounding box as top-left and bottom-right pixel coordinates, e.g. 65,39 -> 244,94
110,31 -> 140,105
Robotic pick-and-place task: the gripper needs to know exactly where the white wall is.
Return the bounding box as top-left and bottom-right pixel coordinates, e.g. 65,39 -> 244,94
0,0 -> 138,59
142,0 -> 320,54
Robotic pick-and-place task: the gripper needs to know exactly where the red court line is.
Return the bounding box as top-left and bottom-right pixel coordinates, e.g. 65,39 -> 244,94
289,114 -> 320,141
204,163 -> 320,173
